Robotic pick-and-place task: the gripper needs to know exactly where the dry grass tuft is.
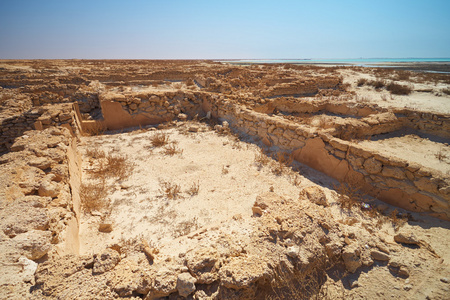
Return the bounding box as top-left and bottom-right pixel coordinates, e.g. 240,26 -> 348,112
82,122 -> 105,136
80,181 -> 108,213
186,181 -> 200,196
435,148 -> 448,161
356,78 -> 367,87
163,143 -> 183,156
150,132 -> 169,147
86,148 -> 106,159
159,180 -> 181,199
93,153 -> 133,181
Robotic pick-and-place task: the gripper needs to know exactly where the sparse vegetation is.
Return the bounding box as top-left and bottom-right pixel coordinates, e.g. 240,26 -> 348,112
254,149 -> 271,169
434,148 -> 448,162
186,181 -> 200,196
80,181 -> 108,213
356,78 -> 367,87
159,180 -> 181,199
386,82 -> 413,95
163,143 -> 183,156
271,152 -> 294,176
150,132 -> 169,147
92,152 -> 133,180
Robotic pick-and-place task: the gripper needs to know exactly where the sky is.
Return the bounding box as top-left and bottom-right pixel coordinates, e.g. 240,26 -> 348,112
0,0 -> 449,59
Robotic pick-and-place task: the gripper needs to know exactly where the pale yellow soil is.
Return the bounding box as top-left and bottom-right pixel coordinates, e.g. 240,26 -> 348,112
79,123 -> 308,255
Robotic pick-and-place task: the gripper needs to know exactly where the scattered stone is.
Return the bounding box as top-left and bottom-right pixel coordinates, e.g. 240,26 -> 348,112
398,266 -> 410,278
403,284 -> 413,291
300,186 -> 328,206
177,272 -> 197,297
286,246 -> 299,258
342,243 -> 361,273
38,180 -> 60,198
98,223 -> 113,233
394,231 -> 419,245
440,277 -> 449,283
371,250 -> 390,261
188,125 -> 199,132
177,113 -> 188,120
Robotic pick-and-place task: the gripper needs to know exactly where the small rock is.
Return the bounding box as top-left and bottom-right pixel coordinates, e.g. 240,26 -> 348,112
98,223 -> 113,233
398,266 -> 410,278
440,277 -> 449,283
349,278 -> 359,288
177,113 -> 188,120
93,248 -> 120,274
222,121 -> 229,128
28,157 -> 52,170
403,284 -> 413,291
188,125 -> 199,132
18,256 -> 38,284
300,186 -> 328,206
371,250 -> 390,261
394,231 -> 419,245
342,244 -> 361,273
376,243 -> 390,254
286,246 -> 299,258
177,272 -> 197,297
38,180 -> 60,198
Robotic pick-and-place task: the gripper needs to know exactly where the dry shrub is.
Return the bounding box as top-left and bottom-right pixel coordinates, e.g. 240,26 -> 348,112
389,209 -> 407,231
386,82 -> 412,95
82,122 -> 105,136
150,132 -> 169,147
271,152 -> 293,176
254,149 -> 271,169
186,181 -> 200,196
163,143 -> 183,156
93,153 -> 133,181
159,180 -> 181,199
172,217 -> 199,238
368,79 -> 386,90
356,78 -> 367,87
333,182 -> 362,210
435,148 -> 448,161
442,88 -> 450,95
86,148 -> 106,159
80,181 -> 108,213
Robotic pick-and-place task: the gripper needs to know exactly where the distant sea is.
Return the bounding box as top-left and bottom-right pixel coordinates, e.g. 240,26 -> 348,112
219,58 -> 450,64
219,58 -> 450,73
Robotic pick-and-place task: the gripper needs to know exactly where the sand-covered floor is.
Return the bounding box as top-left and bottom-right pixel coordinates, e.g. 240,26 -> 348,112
78,123 -> 309,255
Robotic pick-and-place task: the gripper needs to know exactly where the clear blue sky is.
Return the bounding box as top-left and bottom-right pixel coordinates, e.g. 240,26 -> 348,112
1,0 -> 449,59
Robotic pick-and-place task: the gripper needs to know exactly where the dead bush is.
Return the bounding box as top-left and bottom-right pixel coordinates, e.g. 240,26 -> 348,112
386,82 -> 412,95
368,79 -> 386,90
80,181 -> 108,213
82,122 -> 105,136
333,182 -> 362,210
163,143 -> 183,156
356,78 -> 367,87
186,181 -> 200,196
271,152 -> 293,176
93,153 -> 133,181
159,180 -> 181,199
150,132 -> 169,147
86,148 -> 106,159
254,149 -> 271,169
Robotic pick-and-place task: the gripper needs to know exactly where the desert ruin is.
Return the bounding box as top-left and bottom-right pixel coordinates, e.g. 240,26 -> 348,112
0,60 -> 449,299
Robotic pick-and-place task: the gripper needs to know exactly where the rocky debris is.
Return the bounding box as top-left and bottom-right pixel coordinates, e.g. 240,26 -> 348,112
93,248 -> 121,274
394,230 -> 420,245
13,230 -> 52,260
342,243 -> 362,273
300,185 -> 329,206
177,272 -> 197,297
370,249 -> 390,261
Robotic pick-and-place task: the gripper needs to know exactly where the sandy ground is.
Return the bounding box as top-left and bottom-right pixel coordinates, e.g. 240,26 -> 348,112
340,69 -> 450,114
77,122 -> 450,299
358,131 -> 450,175
79,123 -> 308,255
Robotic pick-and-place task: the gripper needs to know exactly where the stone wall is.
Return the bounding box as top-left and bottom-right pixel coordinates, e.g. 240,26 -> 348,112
395,109 -> 450,139
205,98 -> 450,220
0,103 -> 75,154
